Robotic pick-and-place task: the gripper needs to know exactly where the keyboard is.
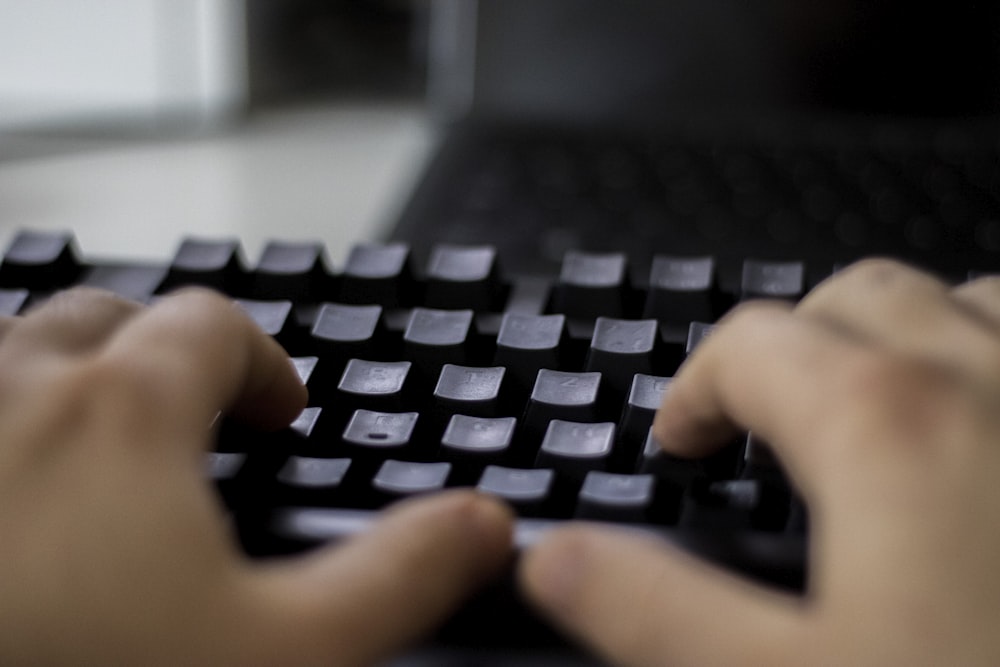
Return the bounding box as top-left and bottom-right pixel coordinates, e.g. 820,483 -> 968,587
0,228 -> 823,659
392,120 -> 1000,282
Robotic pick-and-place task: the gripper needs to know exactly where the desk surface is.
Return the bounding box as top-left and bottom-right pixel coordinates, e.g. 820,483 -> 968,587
0,102 -> 435,266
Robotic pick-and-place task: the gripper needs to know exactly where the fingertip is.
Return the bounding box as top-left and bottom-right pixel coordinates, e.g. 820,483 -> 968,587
395,490 -> 516,573
518,527 -> 591,617
253,491 -> 516,666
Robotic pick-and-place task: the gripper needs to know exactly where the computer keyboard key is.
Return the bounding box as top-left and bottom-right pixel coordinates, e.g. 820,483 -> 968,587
252,241 -> 329,301
742,433 -> 786,482
403,308 -> 474,382
235,299 -> 295,348
432,364 -> 506,423
0,288 -> 29,316
741,259 -> 806,301
290,357 -> 320,404
522,370 -> 603,449
339,243 -> 414,307
476,465 -> 559,517
336,358 -> 411,413
494,313 -> 566,397
575,471 -> 673,523
685,321 -> 716,355
584,317 -> 658,399
206,452 -> 249,507
535,420 -> 615,481
275,457 -> 353,506
341,410 -> 422,465
80,264 -> 168,303
163,238 -> 245,293
440,415 -> 517,465
619,375 -> 672,465
643,255 -> 718,323
308,303 -> 384,377
550,250 -> 630,319
287,407 -> 323,448
680,479 -> 790,532
372,460 -> 452,503
424,244 -> 503,310
636,429 -> 703,485
0,230 -> 81,290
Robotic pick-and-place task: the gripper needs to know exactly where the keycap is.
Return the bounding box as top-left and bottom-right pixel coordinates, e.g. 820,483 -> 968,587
252,241 -> 329,301
741,433 -> 787,484
290,357 -> 321,405
535,420 -> 615,481
477,466 -> 558,517
162,237 -> 245,292
575,471 -> 672,523
206,452 -> 248,507
287,407 -> 323,453
618,374 -> 671,464
80,264 -> 167,302
686,321 -> 715,355
741,259 -> 805,301
339,243 -> 414,307
584,317 -> 658,399
636,429 -> 703,485
439,415 -> 517,464
550,251 -> 630,318
275,457 -> 353,506
341,410 -> 421,468
493,313 -> 566,397
308,303 -> 384,379
372,460 -> 452,503
0,230 -> 81,290
679,479 -> 790,532
424,244 -> 503,310
643,255 -> 717,323
0,288 -> 29,316
236,299 -> 295,348
432,364 -> 506,420
336,359 -> 411,414
522,370 -> 603,449
403,307 -> 473,383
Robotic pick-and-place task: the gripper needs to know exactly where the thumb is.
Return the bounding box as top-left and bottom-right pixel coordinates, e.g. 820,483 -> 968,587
519,526 -> 805,667
247,491 -> 514,667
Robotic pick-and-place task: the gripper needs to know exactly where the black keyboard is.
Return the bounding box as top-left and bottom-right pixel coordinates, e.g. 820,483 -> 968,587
392,121 -> 1000,283
0,221 -> 989,663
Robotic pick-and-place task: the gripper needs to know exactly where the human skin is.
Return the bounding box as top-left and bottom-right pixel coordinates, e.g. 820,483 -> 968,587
520,258 -> 1000,666
0,287 -> 514,667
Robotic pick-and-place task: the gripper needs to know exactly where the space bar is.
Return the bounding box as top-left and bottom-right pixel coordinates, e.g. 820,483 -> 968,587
260,507 -> 807,590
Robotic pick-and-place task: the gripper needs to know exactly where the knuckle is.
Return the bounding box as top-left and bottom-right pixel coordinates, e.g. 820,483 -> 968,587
837,351 -> 966,446
839,257 -> 914,287
32,286 -> 136,317
718,299 -> 794,330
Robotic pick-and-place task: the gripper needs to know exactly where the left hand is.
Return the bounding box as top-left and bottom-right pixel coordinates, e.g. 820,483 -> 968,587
0,287 -> 514,667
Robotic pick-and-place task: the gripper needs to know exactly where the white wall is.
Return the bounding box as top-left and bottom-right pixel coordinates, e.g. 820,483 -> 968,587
0,0 -> 247,129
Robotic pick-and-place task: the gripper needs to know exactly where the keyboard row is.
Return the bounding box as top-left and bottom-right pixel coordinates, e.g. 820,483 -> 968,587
0,230 -> 828,322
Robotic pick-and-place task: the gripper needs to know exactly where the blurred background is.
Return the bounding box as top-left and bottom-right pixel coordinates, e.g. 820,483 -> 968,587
0,0 -> 997,262
0,0 -> 435,262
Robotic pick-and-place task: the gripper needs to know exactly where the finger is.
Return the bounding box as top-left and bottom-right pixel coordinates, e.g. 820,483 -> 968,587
0,315 -> 17,344
102,288 -> 306,436
519,526 -> 804,667
952,276 -> 1000,329
1,287 -> 142,357
798,259 -> 999,377
246,492 -> 515,667
651,300 -> 861,498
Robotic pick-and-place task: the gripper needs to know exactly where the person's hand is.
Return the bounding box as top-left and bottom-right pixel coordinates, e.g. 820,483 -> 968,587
520,258 -> 1000,666
0,287 -> 513,667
